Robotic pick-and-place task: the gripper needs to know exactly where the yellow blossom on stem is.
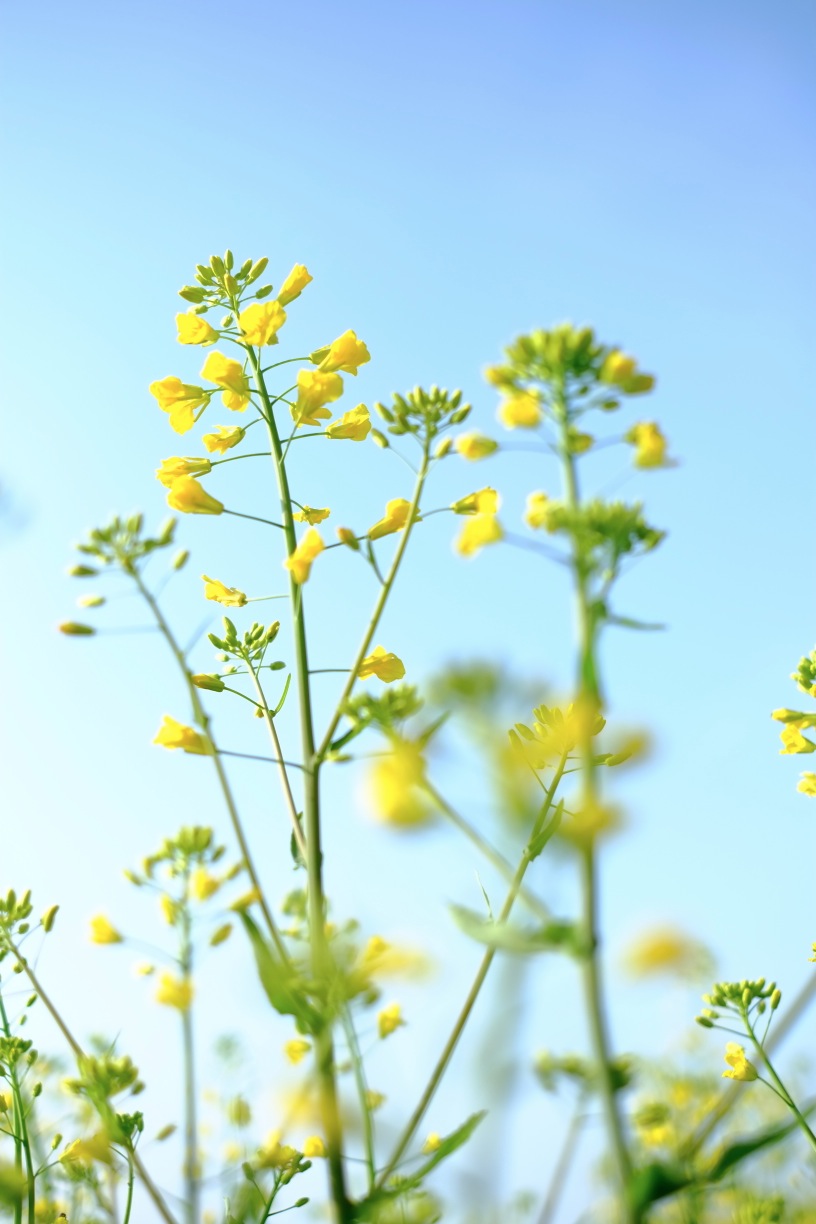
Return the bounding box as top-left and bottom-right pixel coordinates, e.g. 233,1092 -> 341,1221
167,476 -> 224,516
622,927 -> 710,979
798,773 -> 816,796
368,498 -> 412,540
319,329 -> 371,375
451,487 -> 498,516
368,740 -> 433,827
302,1136 -> 326,1158
293,506 -> 331,525
159,894 -> 176,925
61,1133 -> 112,1166
284,1039 -> 311,1065
625,422 -> 672,469
149,377 -> 211,435
377,1003 -> 405,1038
156,456 -> 212,488
201,574 -> 247,607
89,915 -> 123,945
176,313 -> 219,346
359,646 -> 406,683
780,725 -> 816,755
336,527 -> 360,549
454,511 -> 503,557
155,971 -> 194,1011
283,528 -> 324,585
325,404 -> 371,441
190,867 -> 220,901
153,715 -> 213,756
277,264 -> 313,306
202,424 -> 245,454
722,1043 -> 758,1082
238,301 -> 287,346
200,352 -> 252,411
600,350 -> 655,394
497,391 -> 543,429
454,432 -> 499,461
422,1132 -> 442,1153
524,491 -> 556,530
291,369 -> 344,427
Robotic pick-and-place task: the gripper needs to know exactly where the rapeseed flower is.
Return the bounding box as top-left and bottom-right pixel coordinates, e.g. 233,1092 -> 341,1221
368,498 -> 412,540
153,715 -> 213,756
454,508 -> 503,556
155,971 -> 194,1011
798,773 -> 816,796
167,476 -> 224,515
176,313 -> 219,346
359,647 -> 406,683
326,404 -> 371,440
302,1136 -> 326,1158
283,528 -> 324,584
292,369 -> 344,427
202,424 -> 245,454
368,740 -> 432,827
319,330 -> 370,375
293,506 -> 331,525
497,391 -> 543,429
190,867 -> 220,901
284,1039 -> 311,1065
201,575 -> 247,607
625,421 -> 672,469
454,432 -> 499,461
277,264 -> 313,306
89,915 -> 123,945
722,1043 -> 758,1082
451,487 -> 497,516
780,725 -> 816,755
156,456 -> 212,488
525,491 -> 557,530
377,1003 -> 405,1038
238,301 -> 287,346
150,377 -> 211,434
201,352 -> 251,411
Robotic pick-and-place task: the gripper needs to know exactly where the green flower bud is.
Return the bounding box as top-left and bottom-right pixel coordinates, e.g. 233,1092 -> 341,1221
178,286 -> 206,303
41,905 -> 59,933
370,429 -> 389,449
771,988 -> 782,1010
192,674 -> 225,693
210,254 -> 225,276
58,622 -> 96,636
224,274 -> 238,295
223,249 -> 234,271
67,565 -> 98,577
246,257 -> 269,283
254,284 -> 273,299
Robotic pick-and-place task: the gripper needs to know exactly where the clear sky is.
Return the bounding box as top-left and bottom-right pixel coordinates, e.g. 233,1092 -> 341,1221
2,1 -> 815,1219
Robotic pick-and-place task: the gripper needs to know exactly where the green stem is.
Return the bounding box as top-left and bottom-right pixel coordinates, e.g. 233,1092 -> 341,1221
0,993 -> 33,1224
553,378 -> 635,1221
376,753 -> 567,1188
340,1008 -> 377,1191
245,345 -> 352,1224
122,1155 -> 135,1224
179,885 -> 199,1224
746,1013 -> 816,1154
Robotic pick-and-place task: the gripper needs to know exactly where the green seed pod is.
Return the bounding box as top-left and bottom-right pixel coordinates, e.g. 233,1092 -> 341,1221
695,1015 -> 714,1028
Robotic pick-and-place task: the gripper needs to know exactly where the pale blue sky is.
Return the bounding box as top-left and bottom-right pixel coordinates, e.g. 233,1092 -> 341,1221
2,1 -> 815,1218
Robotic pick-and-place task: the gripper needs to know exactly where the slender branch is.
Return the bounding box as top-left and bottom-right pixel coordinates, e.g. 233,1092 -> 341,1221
242,652 -> 308,861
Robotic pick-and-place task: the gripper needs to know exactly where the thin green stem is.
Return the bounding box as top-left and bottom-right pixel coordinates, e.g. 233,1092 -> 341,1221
376,754 -> 568,1188
179,883 -> 198,1224
0,992 -> 33,1224
340,1008 -> 377,1191
746,1013 -> 816,1154
122,1155 -> 135,1224
536,1091 -> 587,1224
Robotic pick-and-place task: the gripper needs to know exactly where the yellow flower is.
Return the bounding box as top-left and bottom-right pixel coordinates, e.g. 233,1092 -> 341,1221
201,574 -> 247,607
364,1090 -> 386,1111
780,725 -> 816,755
149,377 -> 211,435
200,352 -> 252,411
155,971 -> 194,1011
451,487 -> 498,516
722,1043 -> 758,1082
368,498 -> 412,540
625,422 -> 671,469
302,1136 -> 326,1158
0,1092 -> 11,1113
277,264 -> 313,306
319,330 -> 371,375
358,936 -> 428,980
284,1039 -> 311,1065
422,1133 -> 442,1153
76,594 -> 105,607
377,1003 -> 405,1039
156,456 -> 212,488
283,528 -> 324,584
159,894 -> 176,925
454,432 -> 499,461
497,391 -> 543,429
291,369 -> 344,427
293,506 -> 331,525
454,512 -> 503,557
359,646 -> 406,683
230,888 -> 262,911
238,301 -> 287,346
798,773 -> 816,796
325,404 -> 371,440
202,424 -> 245,454
368,740 -> 433,827
167,476 -> 224,516
623,927 -> 710,979
176,313 -> 219,346
600,351 -> 655,394
153,715 -> 213,756
524,491 -> 556,530
190,867 -> 220,902
61,1132 -> 112,1166
89,915 -> 123,945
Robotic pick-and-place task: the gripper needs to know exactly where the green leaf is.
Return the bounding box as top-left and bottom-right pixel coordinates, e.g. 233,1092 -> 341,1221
705,1108 -> 814,1182
527,799 -> 564,860
629,1161 -> 691,1210
450,905 -> 583,956
358,1112 -> 487,1216
238,912 -> 316,1031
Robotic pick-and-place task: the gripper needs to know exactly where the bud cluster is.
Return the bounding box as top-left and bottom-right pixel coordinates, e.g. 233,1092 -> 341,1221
696,977 -> 781,1028
208,616 -> 282,667
373,385 -> 471,449
179,250 -> 273,315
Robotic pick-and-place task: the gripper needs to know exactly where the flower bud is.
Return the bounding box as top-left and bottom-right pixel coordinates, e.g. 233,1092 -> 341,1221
337,527 -> 360,550
254,284 -> 273,299
771,988 -> 782,1010
58,622 -> 96,636
41,905 -> 59,932
224,274 -> 238,295
246,257 -> 268,283
434,437 -> 453,458
223,249 -> 234,270
192,674 -> 226,692
173,550 -> 189,571
67,565 -> 97,577
178,286 -> 206,303
210,254 -> 225,275
370,429 -> 389,449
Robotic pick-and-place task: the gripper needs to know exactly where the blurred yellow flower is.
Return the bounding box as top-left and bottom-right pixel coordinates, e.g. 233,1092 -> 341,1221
600,350 -> 655,394
454,512 -> 503,557
359,647 -> 406,683
292,369 -> 344,427
89,915 -> 123,945
238,301 -> 287,346
454,432 -> 499,461
284,1039 -> 311,1065
201,575 -> 247,607
326,404 -> 371,440
159,894 -> 176,925
364,1090 -> 386,1111
451,487 -> 498,516
358,936 -> 428,979
283,528 -> 324,584
368,740 -> 433,827
524,491 -> 556,530
497,391 -> 542,429
368,498 -> 412,540
167,476 -> 224,515
156,456 -> 212,488
798,773 -> 816,796
190,867 -> 220,901
319,329 -> 371,375
377,1003 -> 405,1039
293,506 -> 331,525
302,1136 -> 326,1158
722,1043 -> 757,1082
422,1132 -> 442,1153
202,424 -> 245,454
625,421 -> 672,469
277,264 -> 313,306
149,377 -> 211,435
622,926 -> 711,980
61,1132 -> 112,1166
201,352 -> 252,411
176,313 -> 219,346
780,725 -> 816,755
155,971 -> 194,1011
153,715 -> 213,756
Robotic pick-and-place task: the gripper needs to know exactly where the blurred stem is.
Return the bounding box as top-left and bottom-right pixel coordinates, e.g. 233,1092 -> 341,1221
376,752 -> 567,1188
536,1090 -> 587,1224
0,992 -> 34,1224
179,880 -> 199,1224
745,1012 -> 816,1153
0,935 -> 177,1224
246,345 -> 352,1224
122,1155 -> 135,1224
340,1008 -> 377,1191
553,376 -> 635,1222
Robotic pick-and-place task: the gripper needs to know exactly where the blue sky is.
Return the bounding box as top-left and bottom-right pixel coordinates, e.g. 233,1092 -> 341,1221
2,1 -> 815,1218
